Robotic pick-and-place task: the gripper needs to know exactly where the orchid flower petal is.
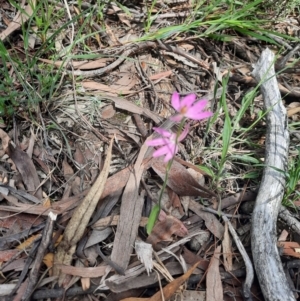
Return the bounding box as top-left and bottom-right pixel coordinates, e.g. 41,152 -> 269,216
146,138 -> 168,146
153,127 -> 172,137
170,115 -> 184,122
153,145 -> 173,157
180,94 -> 196,108
186,111 -> 213,120
190,99 -> 208,112
171,92 -> 181,111
178,125 -> 190,141
164,152 -> 174,162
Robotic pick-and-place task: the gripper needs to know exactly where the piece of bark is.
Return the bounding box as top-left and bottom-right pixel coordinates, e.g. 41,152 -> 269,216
251,48 -> 295,301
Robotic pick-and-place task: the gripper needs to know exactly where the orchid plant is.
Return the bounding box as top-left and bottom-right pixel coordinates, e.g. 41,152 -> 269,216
146,92 -> 212,234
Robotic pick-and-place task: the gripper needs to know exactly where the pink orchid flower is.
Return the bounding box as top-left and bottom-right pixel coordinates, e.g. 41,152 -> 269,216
146,125 -> 189,162
171,92 -> 213,122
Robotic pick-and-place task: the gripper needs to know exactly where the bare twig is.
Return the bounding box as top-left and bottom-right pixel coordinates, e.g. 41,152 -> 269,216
22,212 -> 57,301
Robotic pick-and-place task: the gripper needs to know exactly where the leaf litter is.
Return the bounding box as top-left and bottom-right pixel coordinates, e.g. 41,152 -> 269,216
0,0 -> 300,300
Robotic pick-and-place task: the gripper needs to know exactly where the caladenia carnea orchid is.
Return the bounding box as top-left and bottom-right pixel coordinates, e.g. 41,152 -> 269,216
145,92 -> 212,234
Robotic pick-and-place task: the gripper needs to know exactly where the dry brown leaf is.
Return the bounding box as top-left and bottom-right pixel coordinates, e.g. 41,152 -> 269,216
121,261 -> 200,301
278,241 -> 300,258
0,249 -> 19,262
54,138 -> 114,285
101,105 -> 116,119
105,21 -> 120,46
151,157 -> 214,198
93,215 -> 148,228
82,81 -> 134,95
13,278 -> 28,301
0,212 -> 43,229
110,140 -> 149,270
2,258 -> 26,273
17,234 -> 41,250
111,72 -> 137,91
167,188 -> 184,215
182,247 -> 209,271
52,167 -> 131,214
55,264 -> 108,278
0,0 -> 36,41
287,106 -> 300,117
149,70 -> 173,80
103,95 -> 161,124
222,222 -> 232,272
206,245 -> 223,301
43,253 -> 54,270
147,215 -> 188,250
171,290 -> 205,301
62,157 -> 74,181
188,199 -> 224,240
6,143 -> 43,200
0,203 -> 59,216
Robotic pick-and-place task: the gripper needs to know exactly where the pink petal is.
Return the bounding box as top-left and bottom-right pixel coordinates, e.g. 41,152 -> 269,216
164,152 -> 174,162
153,145 -> 173,157
186,111 -> 213,120
180,94 -> 196,108
170,114 -> 184,122
171,92 -> 181,111
165,145 -> 178,162
153,127 -> 172,137
146,138 -> 167,146
190,99 -> 208,112
178,124 -> 190,141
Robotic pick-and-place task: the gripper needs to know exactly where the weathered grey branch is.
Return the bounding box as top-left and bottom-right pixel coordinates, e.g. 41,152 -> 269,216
251,48 -> 295,301
279,205 -> 300,235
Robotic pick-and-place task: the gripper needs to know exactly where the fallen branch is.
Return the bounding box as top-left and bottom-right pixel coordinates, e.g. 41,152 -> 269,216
251,48 -> 295,301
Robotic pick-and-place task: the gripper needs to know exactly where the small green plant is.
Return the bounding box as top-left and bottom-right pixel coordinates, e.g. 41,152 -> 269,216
282,148 -> 300,207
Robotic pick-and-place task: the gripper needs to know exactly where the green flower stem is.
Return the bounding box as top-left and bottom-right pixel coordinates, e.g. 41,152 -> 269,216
146,119 -> 186,234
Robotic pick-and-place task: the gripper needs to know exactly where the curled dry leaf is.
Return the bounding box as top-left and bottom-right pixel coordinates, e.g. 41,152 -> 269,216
146,214 -> 188,250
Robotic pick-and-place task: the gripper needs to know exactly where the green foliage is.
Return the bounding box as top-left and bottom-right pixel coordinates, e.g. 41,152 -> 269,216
136,0 -> 297,43
283,148 -> 300,207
